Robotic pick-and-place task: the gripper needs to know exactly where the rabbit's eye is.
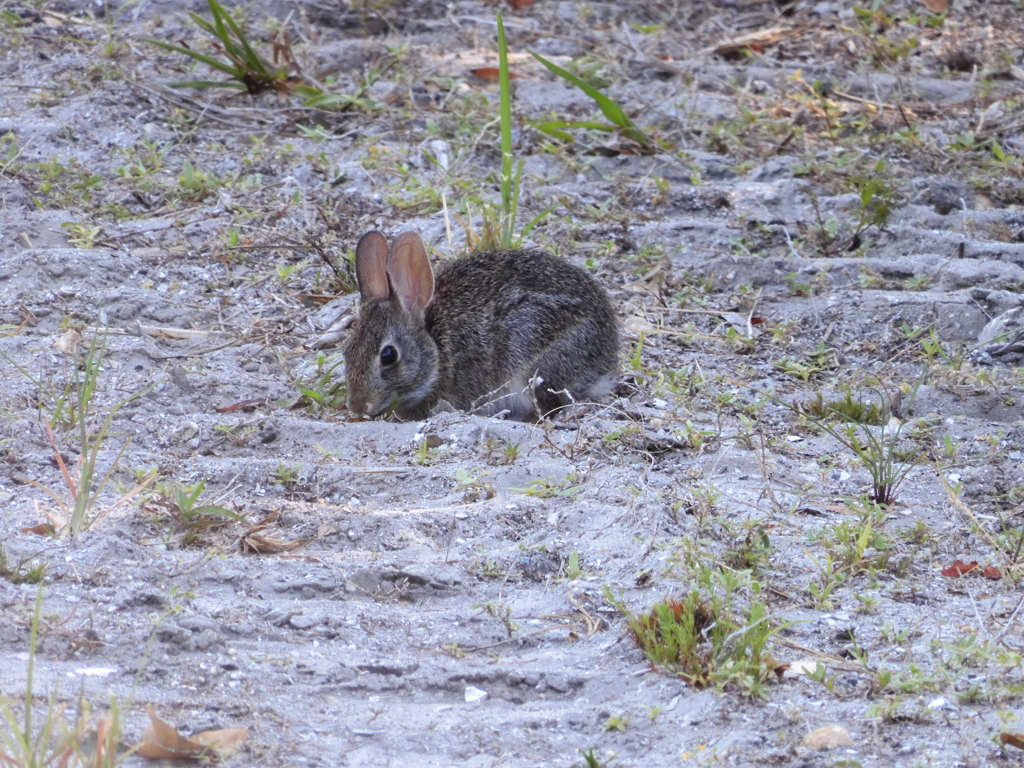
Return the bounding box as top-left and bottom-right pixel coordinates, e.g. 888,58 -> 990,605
380,345 -> 399,366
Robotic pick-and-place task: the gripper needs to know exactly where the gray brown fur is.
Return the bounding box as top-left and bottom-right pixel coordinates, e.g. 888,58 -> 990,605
344,230 -> 619,421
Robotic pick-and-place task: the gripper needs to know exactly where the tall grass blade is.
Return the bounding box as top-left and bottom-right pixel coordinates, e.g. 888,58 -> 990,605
529,50 -> 652,150
496,11 -> 515,248
145,39 -> 240,76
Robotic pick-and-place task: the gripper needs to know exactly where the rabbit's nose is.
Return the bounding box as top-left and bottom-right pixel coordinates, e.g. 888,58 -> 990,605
346,392 -> 369,417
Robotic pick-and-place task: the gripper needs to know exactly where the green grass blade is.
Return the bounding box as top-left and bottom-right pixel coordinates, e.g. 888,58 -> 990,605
518,205 -> 556,244
169,79 -> 247,89
212,0 -> 270,76
206,0 -> 233,52
496,11 -> 515,248
144,38 -> 240,76
529,50 -> 652,149
508,157 -> 523,247
187,10 -> 217,36
191,505 -> 250,524
302,92 -> 357,109
530,119 -> 618,141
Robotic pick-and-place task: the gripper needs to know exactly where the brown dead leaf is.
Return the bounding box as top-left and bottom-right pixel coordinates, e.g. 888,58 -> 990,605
1001,732 -> 1024,750
216,398 -> 269,413
20,522 -> 56,536
941,559 -> 978,577
710,25 -> 798,57
781,659 -> 823,678
54,329 -> 82,356
18,304 -> 38,327
917,0 -> 948,12
241,533 -> 309,554
137,705 -> 247,760
470,67 -> 519,82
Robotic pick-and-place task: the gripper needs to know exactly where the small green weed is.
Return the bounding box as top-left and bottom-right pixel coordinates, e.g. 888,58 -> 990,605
762,384 -> 920,506
271,462 -> 301,489
529,51 -> 653,153
512,475 -> 582,499
414,436 -> 437,466
564,550 -> 583,580
851,5 -> 920,66
578,747 -> 612,768
0,544 -> 46,584
294,352 -> 346,416
803,157 -> 901,256
143,480 -> 248,546
62,221 -> 102,248
453,468 -> 495,501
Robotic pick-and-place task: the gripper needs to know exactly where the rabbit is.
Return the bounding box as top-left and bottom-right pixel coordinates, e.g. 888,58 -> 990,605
343,230 -> 619,421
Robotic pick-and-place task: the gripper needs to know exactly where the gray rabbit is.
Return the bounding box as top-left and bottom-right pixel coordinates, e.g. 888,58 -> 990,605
343,230 -> 619,421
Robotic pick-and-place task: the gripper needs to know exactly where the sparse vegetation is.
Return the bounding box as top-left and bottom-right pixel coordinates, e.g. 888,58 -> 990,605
608,566 -> 780,698
1,1 -> 1023,764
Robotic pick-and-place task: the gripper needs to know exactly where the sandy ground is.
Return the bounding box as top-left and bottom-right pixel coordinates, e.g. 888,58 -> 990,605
2,0 -> 1024,765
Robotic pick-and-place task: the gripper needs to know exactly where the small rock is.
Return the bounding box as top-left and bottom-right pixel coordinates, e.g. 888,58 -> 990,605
289,614 -> 320,630
191,629 -> 222,651
464,685 -> 488,703
265,609 -> 292,626
802,725 -> 852,750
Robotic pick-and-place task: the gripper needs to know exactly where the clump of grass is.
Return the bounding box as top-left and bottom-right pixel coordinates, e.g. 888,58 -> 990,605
607,568 -> 779,698
801,390 -> 886,425
146,0 -> 380,113
146,0 -> 296,94
14,331 -> 152,535
759,383 -> 919,507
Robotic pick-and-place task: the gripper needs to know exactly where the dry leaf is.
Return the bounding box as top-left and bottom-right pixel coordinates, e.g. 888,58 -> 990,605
216,398 -> 269,413
137,705 -> 247,760
941,559 -> 978,577
54,329 -> 82,356
470,67 -> 519,82
241,533 -> 309,554
782,659 -> 823,677
20,522 -> 56,536
1001,731 -> 1024,750
917,0 -> 948,12
135,324 -> 210,340
711,25 -> 796,57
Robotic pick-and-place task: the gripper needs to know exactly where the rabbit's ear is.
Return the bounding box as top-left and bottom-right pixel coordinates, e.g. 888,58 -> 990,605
387,231 -> 435,319
355,231 -> 390,302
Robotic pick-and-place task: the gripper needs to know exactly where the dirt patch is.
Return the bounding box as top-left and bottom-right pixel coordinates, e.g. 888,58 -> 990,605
2,1 -> 1024,766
